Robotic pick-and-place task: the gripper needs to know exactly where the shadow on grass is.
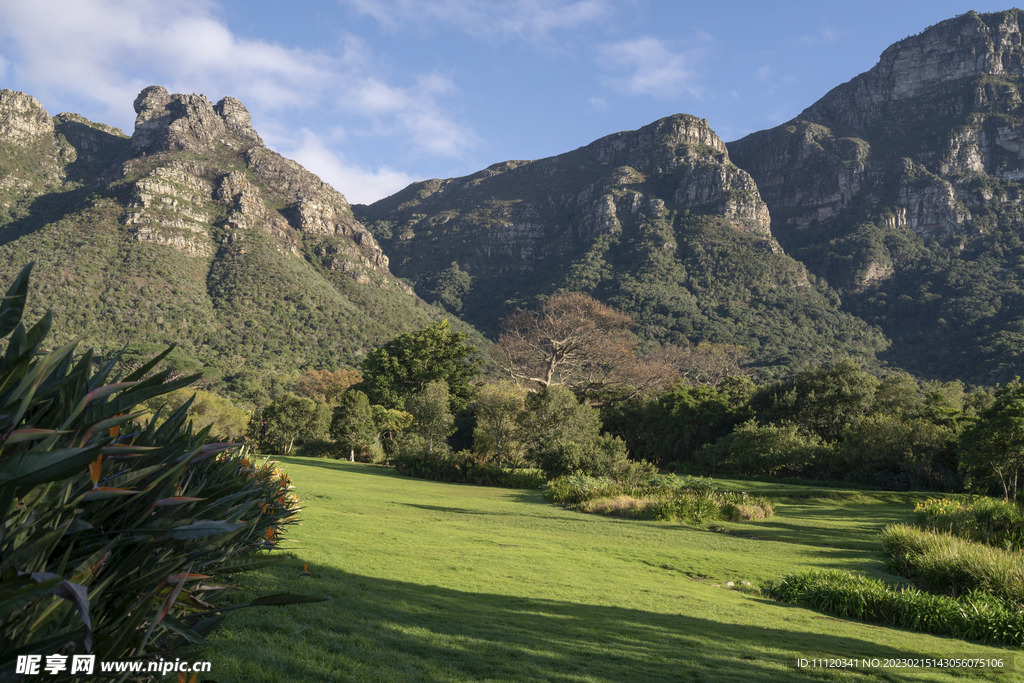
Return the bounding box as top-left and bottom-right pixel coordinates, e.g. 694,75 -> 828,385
272,456 -> 402,479
397,503 -> 511,516
210,558 -> 1003,683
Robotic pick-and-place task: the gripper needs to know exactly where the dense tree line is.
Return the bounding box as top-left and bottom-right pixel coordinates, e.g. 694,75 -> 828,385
203,292 -> 1024,499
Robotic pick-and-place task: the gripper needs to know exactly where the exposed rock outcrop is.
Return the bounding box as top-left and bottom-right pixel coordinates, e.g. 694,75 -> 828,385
729,9 -> 1024,246
0,90 -> 54,145
131,85 -> 263,154
363,114 -> 776,285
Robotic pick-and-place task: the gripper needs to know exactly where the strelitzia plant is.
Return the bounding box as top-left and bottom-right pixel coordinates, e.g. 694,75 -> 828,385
0,264 -> 324,682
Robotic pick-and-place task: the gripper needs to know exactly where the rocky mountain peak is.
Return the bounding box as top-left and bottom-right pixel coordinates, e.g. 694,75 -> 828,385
131,85 -> 263,154
803,9 -> 1024,130
585,114 -> 728,171
0,89 -> 54,145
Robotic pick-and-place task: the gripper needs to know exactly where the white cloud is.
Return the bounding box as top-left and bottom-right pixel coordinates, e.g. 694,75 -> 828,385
341,0 -> 609,41
0,0 -> 476,165
799,26 -> 838,47
598,36 -> 705,99
278,129 -> 415,205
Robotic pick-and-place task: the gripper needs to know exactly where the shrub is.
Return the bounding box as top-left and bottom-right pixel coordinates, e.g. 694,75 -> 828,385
766,570 -> 1024,647
0,264 -> 321,673
913,496 -> 1024,551
881,524 -> 1024,604
543,474 -> 774,525
694,420 -> 828,478
393,450 -> 545,489
539,432 -> 635,479
294,438 -> 347,459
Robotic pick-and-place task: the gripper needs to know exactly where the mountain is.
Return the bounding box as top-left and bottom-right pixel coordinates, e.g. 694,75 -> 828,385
0,86 -> 455,398
728,9 -> 1024,384
356,115 -> 887,378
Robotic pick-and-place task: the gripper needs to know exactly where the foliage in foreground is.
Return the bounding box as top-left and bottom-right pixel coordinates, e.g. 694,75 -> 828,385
881,524 -> 1024,605
0,264 -> 320,680
543,474 -> 774,525
766,570 -> 1024,647
913,496 -> 1024,551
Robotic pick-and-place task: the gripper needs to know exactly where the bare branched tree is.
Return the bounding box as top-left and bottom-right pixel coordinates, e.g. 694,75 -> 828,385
493,293 -> 678,401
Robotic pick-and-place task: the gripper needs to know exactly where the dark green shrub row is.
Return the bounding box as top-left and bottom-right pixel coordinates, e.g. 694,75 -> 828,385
913,496 -> 1024,551
393,450 -> 546,489
294,438 -> 349,460
543,474 -> 774,525
0,264 -> 319,677
881,524 -> 1024,605
766,570 -> 1024,647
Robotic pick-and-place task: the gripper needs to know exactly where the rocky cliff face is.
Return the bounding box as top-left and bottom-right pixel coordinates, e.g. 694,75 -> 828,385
120,85 -> 390,274
364,114 -> 775,281
730,10 -> 1024,250
359,114 -> 884,375
0,85 -> 437,379
728,9 -> 1024,383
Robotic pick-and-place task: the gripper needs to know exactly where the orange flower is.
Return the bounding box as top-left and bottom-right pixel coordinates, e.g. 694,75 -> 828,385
265,527 -> 277,542
88,455 -> 102,487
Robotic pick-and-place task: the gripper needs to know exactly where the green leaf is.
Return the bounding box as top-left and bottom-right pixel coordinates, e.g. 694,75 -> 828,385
0,262 -> 32,339
0,447 -> 98,488
0,576 -> 62,618
164,520 -> 245,540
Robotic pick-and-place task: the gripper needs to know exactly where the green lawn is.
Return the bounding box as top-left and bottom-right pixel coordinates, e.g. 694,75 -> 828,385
204,460 -> 1016,682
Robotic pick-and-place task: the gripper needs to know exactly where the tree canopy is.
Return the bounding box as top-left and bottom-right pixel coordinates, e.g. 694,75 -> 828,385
355,319 -> 480,413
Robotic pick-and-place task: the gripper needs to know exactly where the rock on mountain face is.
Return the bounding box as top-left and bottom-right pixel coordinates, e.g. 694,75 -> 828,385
359,114 -> 886,376
730,9 -> 1024,246
728,9 -> 1024,383
0,86 -> 441,383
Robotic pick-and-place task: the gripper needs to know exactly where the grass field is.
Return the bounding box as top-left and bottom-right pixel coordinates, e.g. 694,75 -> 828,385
204,459 -> 1016,682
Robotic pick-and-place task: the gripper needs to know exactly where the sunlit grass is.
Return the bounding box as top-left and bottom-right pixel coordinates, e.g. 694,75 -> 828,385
204,460 -> 1014,682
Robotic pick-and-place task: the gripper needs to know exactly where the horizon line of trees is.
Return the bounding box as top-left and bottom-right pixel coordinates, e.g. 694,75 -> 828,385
169,292 -> 1023,500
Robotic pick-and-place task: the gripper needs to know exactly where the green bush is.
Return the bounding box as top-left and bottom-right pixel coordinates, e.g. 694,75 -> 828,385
393,450 -> 545,489
694,420 -> 829,478
539,432 -> 639,479
293,438 -> 348,459
881,524 -> 1024,604
543,474 -> 773,525
913,495 -> 1024,551
0,264 -> 321,675
766,570 -> 1024,647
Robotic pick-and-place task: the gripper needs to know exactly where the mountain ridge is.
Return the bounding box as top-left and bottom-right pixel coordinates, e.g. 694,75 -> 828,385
0,85 -> 461,405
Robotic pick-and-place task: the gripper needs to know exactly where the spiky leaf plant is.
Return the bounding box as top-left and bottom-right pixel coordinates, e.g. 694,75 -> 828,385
0,263 -> 322,681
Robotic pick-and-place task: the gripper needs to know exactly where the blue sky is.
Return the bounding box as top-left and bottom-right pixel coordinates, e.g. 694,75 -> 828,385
0,1 -> 1017,203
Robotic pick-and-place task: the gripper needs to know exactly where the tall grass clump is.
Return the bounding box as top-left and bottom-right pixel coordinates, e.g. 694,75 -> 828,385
914,496 -> 1024,551
0,264 -> 322,679
766,570 -> 1024,646
881,524 -> 1024,605
544,474 -> 774,524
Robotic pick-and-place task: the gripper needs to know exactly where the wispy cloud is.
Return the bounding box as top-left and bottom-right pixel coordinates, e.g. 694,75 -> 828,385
0,0 -> 477,178
273,129 -> 415,205
342,0 -> 610,41
799,25 -> 838,47
598,35 -> 707,99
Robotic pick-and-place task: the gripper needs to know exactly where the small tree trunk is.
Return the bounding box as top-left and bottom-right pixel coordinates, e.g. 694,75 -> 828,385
350,448 -> 355,462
